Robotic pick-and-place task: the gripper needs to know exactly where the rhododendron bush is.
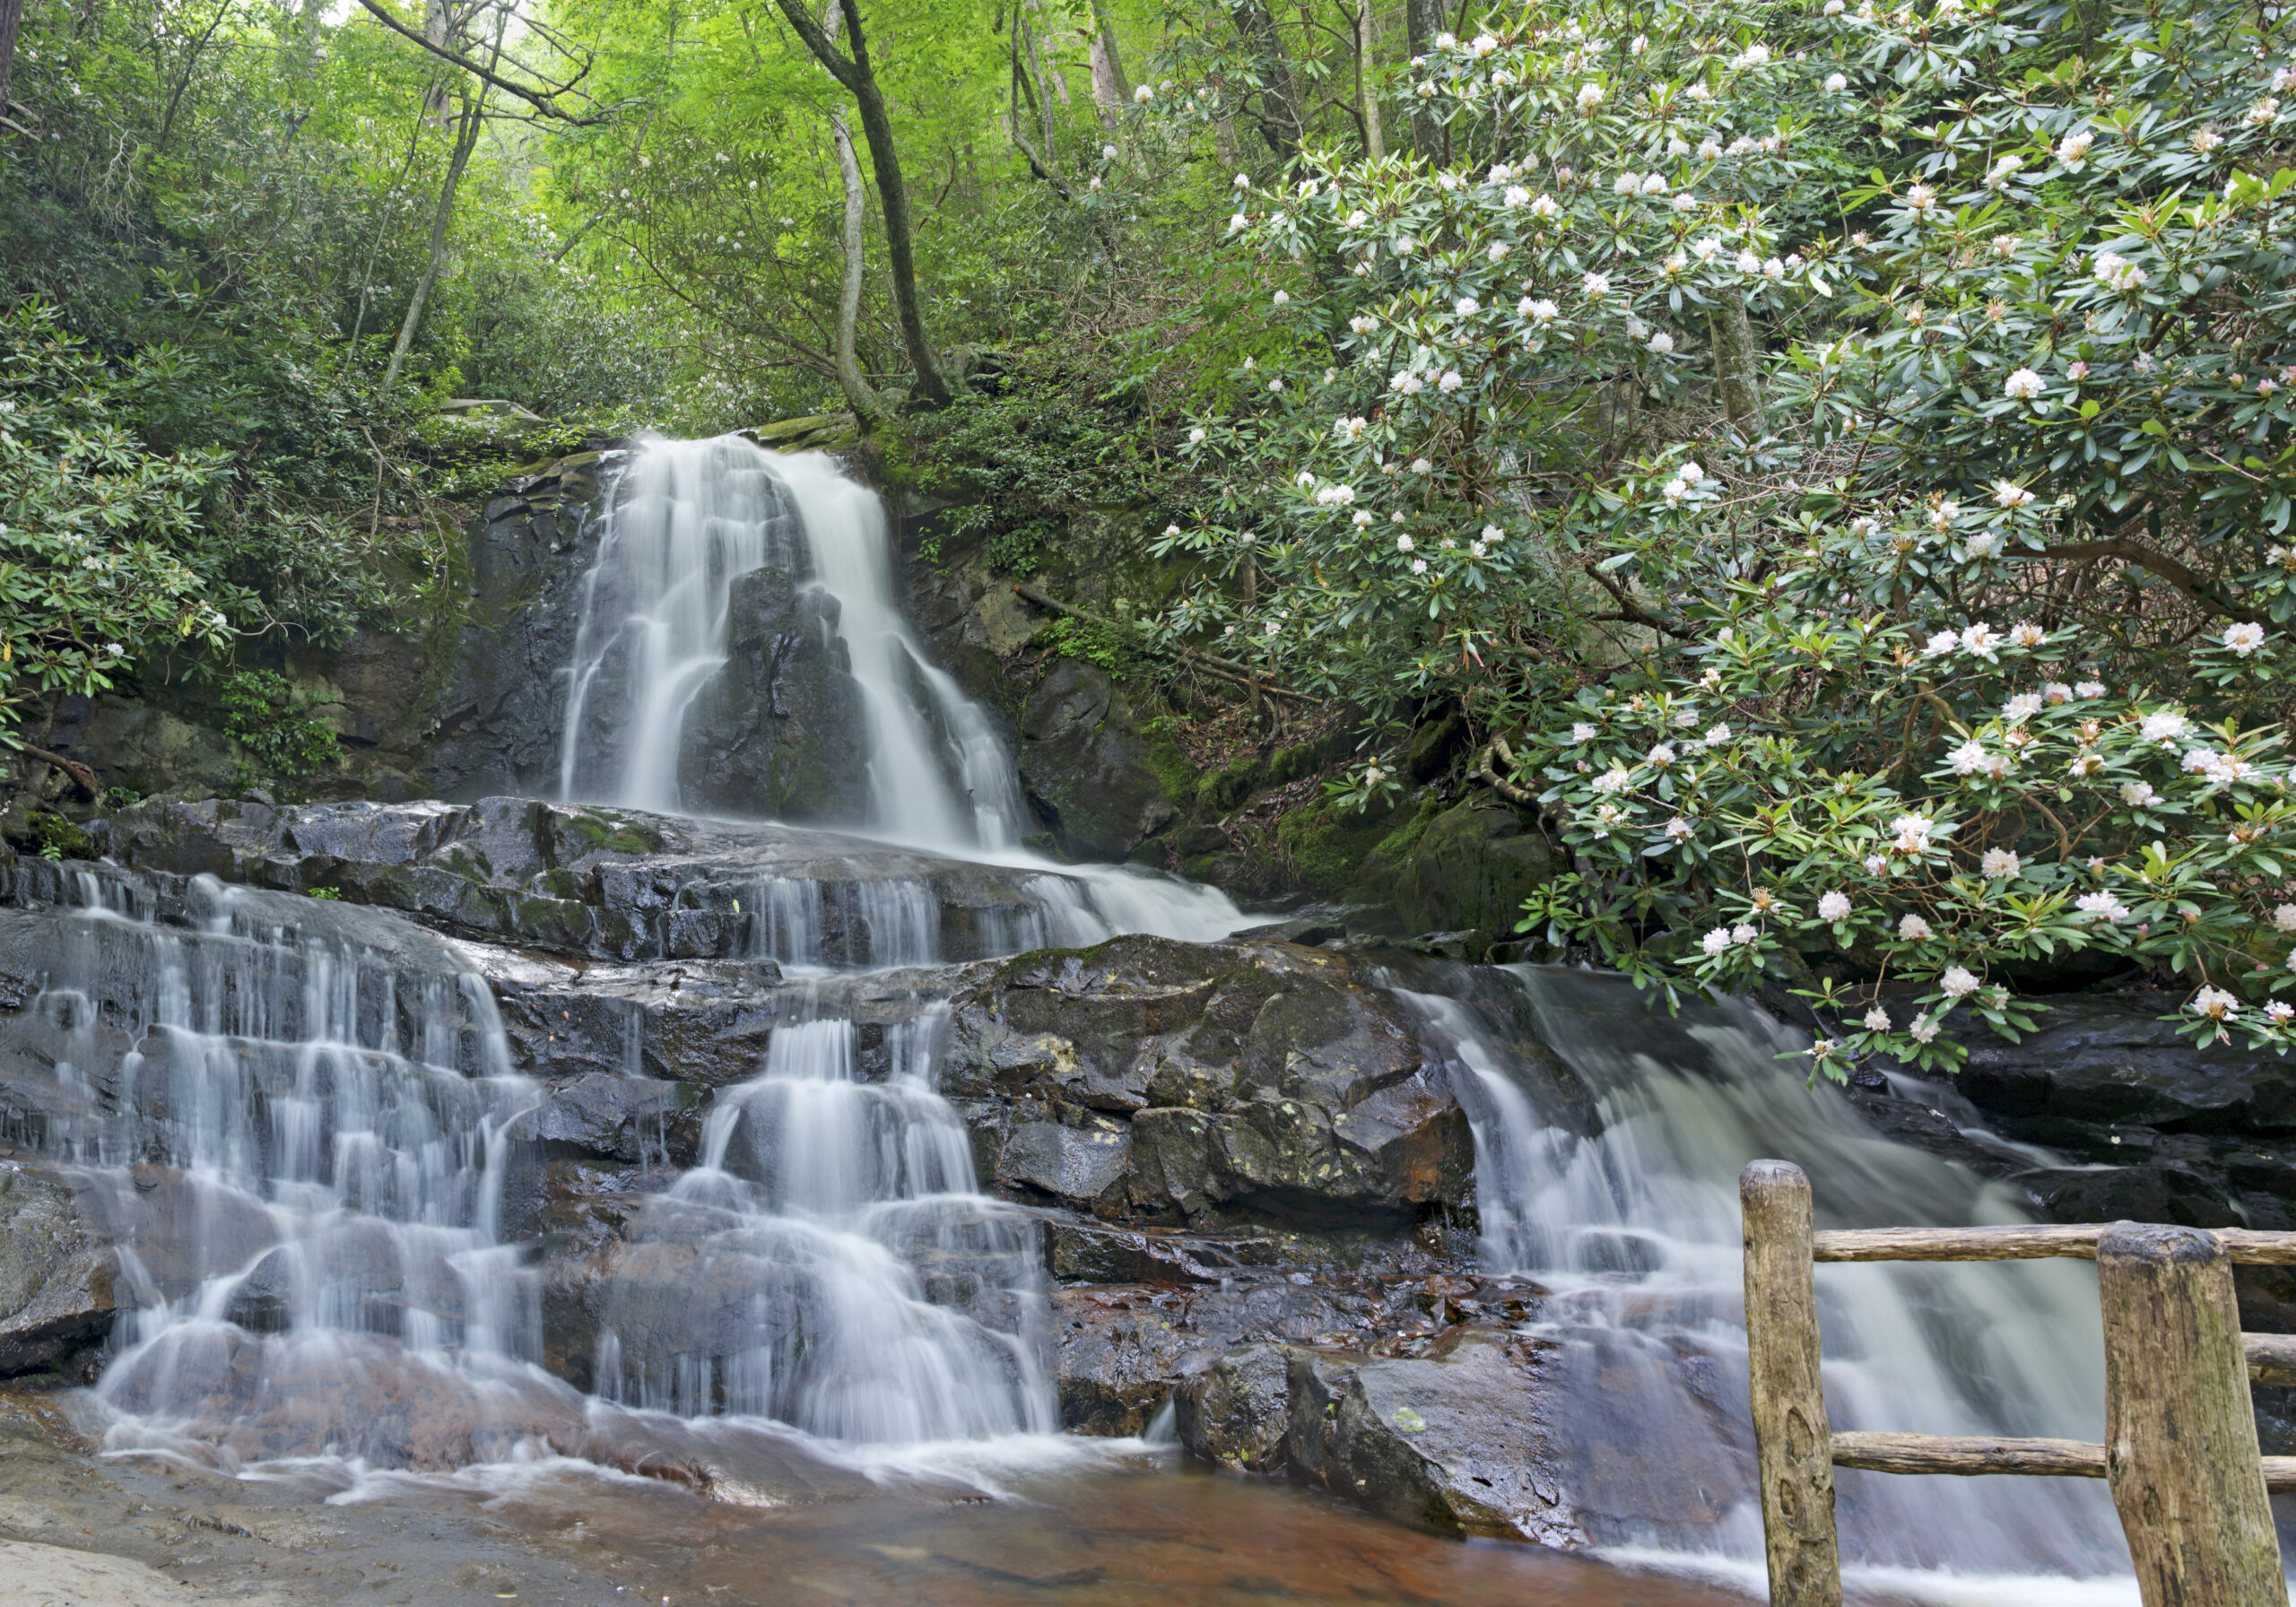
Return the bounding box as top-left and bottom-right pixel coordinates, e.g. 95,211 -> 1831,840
1144,0 -> 2296,1073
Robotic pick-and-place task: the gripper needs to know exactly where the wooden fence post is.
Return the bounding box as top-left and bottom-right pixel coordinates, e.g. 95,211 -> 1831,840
1742,1160 -> 1843,1607
2096,1223 -> 2284,1607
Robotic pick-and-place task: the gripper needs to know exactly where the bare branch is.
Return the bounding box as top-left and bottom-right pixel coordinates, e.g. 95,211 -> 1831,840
351,0 -> 612,124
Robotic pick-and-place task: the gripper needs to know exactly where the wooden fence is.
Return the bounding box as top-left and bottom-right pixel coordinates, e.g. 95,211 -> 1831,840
1741,1159 -> 2296,1607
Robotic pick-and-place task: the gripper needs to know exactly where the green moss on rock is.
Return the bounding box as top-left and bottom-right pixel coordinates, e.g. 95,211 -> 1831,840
1276,795 -> 1407,899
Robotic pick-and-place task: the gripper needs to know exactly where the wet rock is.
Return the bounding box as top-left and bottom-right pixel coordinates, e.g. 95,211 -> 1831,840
0,1161 -> 116,1377
676,567 -> 871,822
1284,1328 -> 1587,1545
472,945 -> 783,1089
505,1073 -> 706,1165
996,1121 -> 1132,1210
426,451 -> 619,800
1173,1342 -> 1292,1471
99,1326 -> 588,1470
1039,1216 -> 1284,1284
1015,661 -> 1180,862
1049,1276 -> 1413,1436
946,934 -> 1476,1222
86,796 -> 1112,966
1958,996 -> 2296,1132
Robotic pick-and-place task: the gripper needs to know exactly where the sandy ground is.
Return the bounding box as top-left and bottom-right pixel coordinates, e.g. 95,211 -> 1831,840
1,1538 -> 287,1607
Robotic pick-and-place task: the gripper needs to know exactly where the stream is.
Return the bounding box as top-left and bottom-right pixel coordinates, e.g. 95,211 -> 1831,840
0,434 -> 2219,1604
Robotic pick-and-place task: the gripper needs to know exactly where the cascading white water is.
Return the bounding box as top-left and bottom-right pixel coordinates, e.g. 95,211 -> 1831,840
558,437 -> 805,814
558,436 -> 1029,850
764,452 -> 1032,852
592,1008 -> 1055,1440
22,870 -> 569,1468
1405,967 -> 2136,1600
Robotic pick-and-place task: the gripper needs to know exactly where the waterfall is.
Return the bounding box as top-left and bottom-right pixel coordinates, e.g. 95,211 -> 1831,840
558,435 -> 1029,850
592,1008 -> 1056,1440
1403,967 -> 2135,1595
21,870 -> 571,1468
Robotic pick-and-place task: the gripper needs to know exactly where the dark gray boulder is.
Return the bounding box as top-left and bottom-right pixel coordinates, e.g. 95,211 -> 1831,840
1016,660 -> 1179,861
942,934 -> 1477,1223
0,1160 -> 116,1377
427,453 -> 621,800
1283,1329 -> 1587,1545
1958,997 -> 2296,1132
677,567 -> 871,822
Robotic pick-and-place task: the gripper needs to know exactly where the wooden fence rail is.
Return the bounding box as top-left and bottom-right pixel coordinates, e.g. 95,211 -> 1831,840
1741,1160 -> 2293,1607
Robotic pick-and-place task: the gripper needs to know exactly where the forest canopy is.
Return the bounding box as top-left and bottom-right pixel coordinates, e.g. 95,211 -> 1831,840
5,0 -> 2296,1072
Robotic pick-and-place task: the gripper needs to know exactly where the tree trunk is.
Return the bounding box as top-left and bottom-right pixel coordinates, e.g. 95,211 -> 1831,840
770,0 -> 952,409
0,0 -> 26,126
1086,32 -> 1121,121
820,0 -> 878,422
1231,0 -> 1300,156
1403,0 -> 1446,161
1020,4 -> 1059,174
1085,0 -> 1131,107
349,109 -> 430,350
384,83 -> 485,391
1708,287 -> 1764,436
1353,0 -> 1383,161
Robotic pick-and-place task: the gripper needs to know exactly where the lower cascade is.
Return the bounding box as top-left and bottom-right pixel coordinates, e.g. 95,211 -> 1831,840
0,437 -> 2231,1602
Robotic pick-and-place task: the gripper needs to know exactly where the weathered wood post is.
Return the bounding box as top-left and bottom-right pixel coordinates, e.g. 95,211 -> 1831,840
2096,1224 -> 2285,1606
1742,1160 -> 1843,1607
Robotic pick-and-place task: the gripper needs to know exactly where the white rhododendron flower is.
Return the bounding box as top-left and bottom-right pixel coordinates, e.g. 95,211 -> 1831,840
2077,891 -> 2130,923
1862,1005 -> 1890,1031
1940,966 -> 1980,999
1577,82 -> 1605,111
2004,368 -> 2046,399
2192,986 -> 2239,1020
2140,709 -> 2189,743
1819,890 -> 1852,922
1980,848 -> 2021,879
1898,913 -> 1935,941
2222,621 -> 2267,656
1701,927 -> 1733,955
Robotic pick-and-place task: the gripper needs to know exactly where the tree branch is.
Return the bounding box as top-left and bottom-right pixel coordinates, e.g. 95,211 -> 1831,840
351,0 -> 612,124
19,744 -> 98,798
2038,537 -> 2232,617
1012,584 -> 1314,702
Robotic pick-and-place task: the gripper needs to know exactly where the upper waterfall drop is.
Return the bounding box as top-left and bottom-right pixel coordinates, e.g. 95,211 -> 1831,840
556,435 -> 1029,851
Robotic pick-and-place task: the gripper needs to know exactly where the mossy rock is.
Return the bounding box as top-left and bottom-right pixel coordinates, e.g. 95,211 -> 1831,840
558,811 -> 663,856
1197,758 -> 1262,814
1366,797 -> 1554,939
1275,794 -> 1409,899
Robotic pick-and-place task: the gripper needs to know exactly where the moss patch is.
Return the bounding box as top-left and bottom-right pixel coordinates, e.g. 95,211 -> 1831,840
561,811 -> 662,856
1275,794 -> 1413,899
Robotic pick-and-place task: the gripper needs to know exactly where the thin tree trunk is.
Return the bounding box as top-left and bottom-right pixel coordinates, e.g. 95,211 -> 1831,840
384,83 -> 485,391
820,0 -> 877,422
349,109 -> 429,350
1231,0 -> 1300,156
1403,0 -> 1446,161
770,0 -> 952,408
1709,287 -> 1764,436
0,0 -> 22,123
1085,0 -> 1130,106
1353,0 -> 1383,161
1020,4 -> 1058,173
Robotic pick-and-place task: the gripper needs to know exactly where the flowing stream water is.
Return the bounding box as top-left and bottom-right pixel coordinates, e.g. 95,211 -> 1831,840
0,434 -> 2209,1603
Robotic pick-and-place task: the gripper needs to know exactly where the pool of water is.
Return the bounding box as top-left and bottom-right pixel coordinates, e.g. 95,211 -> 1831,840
0,1387 -> 1751,1607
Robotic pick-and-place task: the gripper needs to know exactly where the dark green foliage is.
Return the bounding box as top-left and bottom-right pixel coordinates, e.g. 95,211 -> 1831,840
219,671 -> 340,782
